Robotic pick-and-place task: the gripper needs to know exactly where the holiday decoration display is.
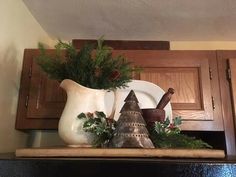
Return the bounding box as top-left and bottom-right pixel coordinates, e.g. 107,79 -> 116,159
109,90 -> 154,148
78,90 -> 212,150
36,37 -> 139,147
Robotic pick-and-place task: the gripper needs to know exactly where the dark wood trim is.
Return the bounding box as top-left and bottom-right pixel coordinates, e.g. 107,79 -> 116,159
72,39 -> 170,50
216,51 -> 236,155
208,53 -> 224,131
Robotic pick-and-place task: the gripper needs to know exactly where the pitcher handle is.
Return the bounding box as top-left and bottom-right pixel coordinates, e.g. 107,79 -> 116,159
107,89 -> 117,119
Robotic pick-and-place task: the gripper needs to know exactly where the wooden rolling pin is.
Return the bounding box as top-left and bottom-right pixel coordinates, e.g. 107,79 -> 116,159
156,88 -> 175,109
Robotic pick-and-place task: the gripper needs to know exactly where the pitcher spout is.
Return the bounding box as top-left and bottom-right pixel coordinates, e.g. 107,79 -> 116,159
60,79 -> 77,92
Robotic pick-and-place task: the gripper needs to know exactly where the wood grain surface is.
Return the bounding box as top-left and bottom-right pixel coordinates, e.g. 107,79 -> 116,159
15,147 -> 225,159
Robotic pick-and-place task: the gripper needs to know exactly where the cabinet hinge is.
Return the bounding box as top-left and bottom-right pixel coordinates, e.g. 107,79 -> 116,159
25,95 -> 29,107
28,65 -> 32,78
209,67 -> 213,80
227,68 -> 231,80
211,96 -> 215,110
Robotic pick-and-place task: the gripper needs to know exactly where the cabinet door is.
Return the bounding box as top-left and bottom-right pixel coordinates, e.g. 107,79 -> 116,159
16,49 -> 65,129
216,51 -> 236,155
113,50 -> 223,131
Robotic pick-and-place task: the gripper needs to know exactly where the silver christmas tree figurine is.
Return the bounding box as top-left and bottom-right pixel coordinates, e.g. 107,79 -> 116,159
110,90 -> 154,148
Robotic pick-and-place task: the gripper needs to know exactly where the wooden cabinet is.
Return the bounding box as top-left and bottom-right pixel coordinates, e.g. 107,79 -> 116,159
15,47 -> 236,155
112,50 -> 223,131
16,49 -> 223,130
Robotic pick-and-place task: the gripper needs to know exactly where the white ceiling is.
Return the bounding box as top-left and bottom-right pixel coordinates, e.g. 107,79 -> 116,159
23,0 -> 236,41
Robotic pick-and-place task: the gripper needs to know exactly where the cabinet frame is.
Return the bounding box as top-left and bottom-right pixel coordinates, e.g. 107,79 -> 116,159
217,51 -> 236,155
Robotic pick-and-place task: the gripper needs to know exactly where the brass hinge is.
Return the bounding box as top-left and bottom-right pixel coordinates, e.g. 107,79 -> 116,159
209,67 -> 213,80
211,96 -> 215,110
25,95 -> 29,107
227,68 -> 231,80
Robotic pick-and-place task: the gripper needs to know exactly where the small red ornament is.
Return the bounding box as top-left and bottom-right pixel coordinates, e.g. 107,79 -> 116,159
87,112 -> 94,118
109,70 -> 120,81
94,67 -> 102,77
169,123 -> 175,129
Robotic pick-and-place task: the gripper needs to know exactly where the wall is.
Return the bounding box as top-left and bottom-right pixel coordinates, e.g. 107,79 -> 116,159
0,0 -> 54,153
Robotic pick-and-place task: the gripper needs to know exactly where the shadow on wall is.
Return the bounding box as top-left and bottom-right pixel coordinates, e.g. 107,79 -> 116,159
0,44 -> 28,152
27,130 -> 65,147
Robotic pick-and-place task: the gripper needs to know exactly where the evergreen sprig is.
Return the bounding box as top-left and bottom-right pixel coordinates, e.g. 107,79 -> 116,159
150,117 -> 213,149
36,37 -> 139,90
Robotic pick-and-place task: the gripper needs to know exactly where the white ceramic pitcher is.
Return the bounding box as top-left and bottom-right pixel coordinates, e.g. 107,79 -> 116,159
58,79 -> 115,147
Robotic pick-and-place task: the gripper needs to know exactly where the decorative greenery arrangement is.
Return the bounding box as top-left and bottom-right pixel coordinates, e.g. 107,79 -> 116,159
79,111 -> 212,149
36,37 -> 139,90
150,117 -> 213,149
77,111 -> 116,147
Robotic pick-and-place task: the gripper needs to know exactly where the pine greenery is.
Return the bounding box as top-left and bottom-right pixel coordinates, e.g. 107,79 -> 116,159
151,132 -> 212,149
150,117 -> 213,149
36,38 -> 139,90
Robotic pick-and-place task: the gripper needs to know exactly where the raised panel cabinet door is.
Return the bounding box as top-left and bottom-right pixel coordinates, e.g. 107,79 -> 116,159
112,50 -> 223,131
140,67 -> 202,110
15,49 -> 65,129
